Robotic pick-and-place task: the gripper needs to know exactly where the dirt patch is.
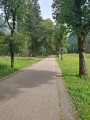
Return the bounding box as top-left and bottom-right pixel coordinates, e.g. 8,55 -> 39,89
29,58 -> 38,62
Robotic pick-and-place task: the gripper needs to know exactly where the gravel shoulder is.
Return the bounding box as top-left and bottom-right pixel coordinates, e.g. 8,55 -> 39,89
55,61 -> 78,120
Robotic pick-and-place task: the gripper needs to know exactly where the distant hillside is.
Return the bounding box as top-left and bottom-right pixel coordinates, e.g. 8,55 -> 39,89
0,18 -> 10,34
86,32 -> 90,53
67,33 -> 90,53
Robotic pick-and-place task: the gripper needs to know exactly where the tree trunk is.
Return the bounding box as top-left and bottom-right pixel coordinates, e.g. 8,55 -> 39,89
32,46 -> 36,57
26,49 -> 31,57
56,53 -> 59,57
11,52 -> 14,68
61,45 -> 63,60
28,51 -> 31,57
9,29 -> 14,68
32,51 -> 36,57
78,35 -> 88,76
60,33 -> 63,60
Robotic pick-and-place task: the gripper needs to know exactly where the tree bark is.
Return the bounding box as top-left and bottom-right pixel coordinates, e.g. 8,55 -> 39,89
56,53 -> 59,57
9,29 -> 14,68
26,49 -> 31,57
28,51 -> 31,57
32,46 -> 36,57
61,45 -> 63,60
11,52 -> 14,68
78,35 -> 88,76
60,33 -> 63,60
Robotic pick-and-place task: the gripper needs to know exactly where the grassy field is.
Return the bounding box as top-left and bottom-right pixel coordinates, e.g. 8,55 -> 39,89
0,57 -> 43,79
56,54 -> 90,120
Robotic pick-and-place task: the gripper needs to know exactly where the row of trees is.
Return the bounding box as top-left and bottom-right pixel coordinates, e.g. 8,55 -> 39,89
0,0 -> 89,76
52,0 -> 90,76
0,0 -> 68,68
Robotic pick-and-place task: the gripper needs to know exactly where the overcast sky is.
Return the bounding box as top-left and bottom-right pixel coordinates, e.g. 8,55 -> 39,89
38,0 -> 54,21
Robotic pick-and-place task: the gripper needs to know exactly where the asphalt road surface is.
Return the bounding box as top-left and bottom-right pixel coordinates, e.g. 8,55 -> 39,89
0,56 -> 60,120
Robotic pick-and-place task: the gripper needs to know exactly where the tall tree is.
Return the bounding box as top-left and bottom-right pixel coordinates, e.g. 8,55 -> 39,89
52,0 -> 90,76
41,19 -> 55,56
23,0 -> 42,57
0,0 -> 25,67
55,24 -> 68,59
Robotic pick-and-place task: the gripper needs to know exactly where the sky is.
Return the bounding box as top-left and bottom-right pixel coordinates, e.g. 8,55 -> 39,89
38,0 -> 54,21
0,0 -> 54,21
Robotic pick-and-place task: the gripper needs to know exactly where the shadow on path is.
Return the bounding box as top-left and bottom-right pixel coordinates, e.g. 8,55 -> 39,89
0,69 -> 55,101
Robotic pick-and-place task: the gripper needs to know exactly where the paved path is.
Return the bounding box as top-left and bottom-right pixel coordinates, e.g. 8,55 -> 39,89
0,56 -> 60,120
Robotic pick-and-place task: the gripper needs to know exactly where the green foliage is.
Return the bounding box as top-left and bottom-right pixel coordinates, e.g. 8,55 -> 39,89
42,19 -> 55,31
40,19 -> 55,55
0,31 -> 5,55
0,31 -> 26,56
52,0 -> 90,35
19,0 -> 42,56
39,46 -> 46,56
54,28 -> 61,54
56,54 -> 90,120
53,0 -> 90,75
19,1 -> 56,56
1,0 -> 25,30
0,0 -> 56,57
0,31 -> 9,55
12,32 -> 26,54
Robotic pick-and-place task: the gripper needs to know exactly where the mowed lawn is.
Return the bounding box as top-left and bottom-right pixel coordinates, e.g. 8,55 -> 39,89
0,57 -> 43,79
56,54 -> 90,120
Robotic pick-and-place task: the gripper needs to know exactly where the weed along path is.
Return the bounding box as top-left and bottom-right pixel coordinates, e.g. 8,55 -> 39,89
0,56 -> 77,120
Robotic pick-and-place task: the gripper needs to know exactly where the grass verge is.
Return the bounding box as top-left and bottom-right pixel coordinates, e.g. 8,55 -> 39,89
0,57 -> 43,79
56,54 -> 90,120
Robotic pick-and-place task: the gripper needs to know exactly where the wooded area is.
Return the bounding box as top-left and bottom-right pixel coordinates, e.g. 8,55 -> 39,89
0,0 -> 90,76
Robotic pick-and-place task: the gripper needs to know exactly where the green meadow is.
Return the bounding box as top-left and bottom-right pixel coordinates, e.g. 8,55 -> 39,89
0,57 -> 43,79
56,54 -> 90,120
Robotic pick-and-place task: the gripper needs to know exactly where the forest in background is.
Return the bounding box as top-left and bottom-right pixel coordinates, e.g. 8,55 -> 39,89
68,32 -> 90,53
